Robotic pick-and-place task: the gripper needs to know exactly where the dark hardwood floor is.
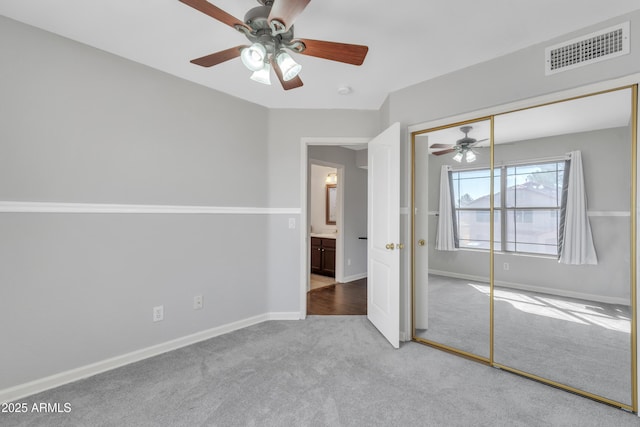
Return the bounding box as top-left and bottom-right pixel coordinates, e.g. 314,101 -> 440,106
307,278 -> 367,315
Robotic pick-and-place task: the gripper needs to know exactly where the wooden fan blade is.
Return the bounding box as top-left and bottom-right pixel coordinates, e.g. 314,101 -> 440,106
179,0 -> 249,30
296,39 -> 368,65
190,45 -> 246,67
268,0 -> 311,33
272,58 -> 304,90
432,149 -> 456,156
429,144 -> 454,149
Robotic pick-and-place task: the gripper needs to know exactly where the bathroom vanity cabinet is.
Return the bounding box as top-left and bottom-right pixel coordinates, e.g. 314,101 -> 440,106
310,237 -> 335,277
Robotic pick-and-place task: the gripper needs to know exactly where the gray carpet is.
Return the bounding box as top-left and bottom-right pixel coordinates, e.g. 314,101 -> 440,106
2,316 -> 639,427
415,275 -> 491,358
415,274 -> 632,406
493,286 -> 631,406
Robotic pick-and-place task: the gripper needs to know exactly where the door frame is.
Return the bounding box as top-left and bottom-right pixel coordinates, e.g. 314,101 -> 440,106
299,137 -> 370,317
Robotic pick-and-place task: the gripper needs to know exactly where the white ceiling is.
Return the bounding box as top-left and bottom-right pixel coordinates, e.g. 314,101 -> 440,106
1,1 -> 639,110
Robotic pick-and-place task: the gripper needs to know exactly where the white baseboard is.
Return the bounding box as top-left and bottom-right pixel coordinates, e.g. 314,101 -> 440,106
341,272 -> 367,283
0,312 -> 300,404
429,269 -> 628,306
429,269 -> 488,283
267,312 -> 303,320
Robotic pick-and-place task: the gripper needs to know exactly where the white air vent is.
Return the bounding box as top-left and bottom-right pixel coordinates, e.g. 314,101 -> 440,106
545,22 -> 630,75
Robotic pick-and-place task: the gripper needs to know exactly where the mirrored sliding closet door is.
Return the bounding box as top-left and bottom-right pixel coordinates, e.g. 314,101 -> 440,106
492,87 -> 636,409
413,118 -> 492,360
412,85 -> 637,411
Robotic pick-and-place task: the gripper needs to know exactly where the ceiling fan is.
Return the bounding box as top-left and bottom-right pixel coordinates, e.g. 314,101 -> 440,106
178,0 -> 369,90
430,126 -> 488,162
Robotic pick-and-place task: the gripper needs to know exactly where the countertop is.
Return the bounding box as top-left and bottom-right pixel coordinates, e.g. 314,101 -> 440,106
310,233 -> 337,239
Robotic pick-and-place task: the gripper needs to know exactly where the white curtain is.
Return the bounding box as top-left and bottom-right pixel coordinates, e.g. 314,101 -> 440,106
559,150 -> 598,265
436,165 -> 457,251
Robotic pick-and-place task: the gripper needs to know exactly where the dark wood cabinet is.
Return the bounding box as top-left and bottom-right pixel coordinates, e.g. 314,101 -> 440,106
310,237 -> 336,277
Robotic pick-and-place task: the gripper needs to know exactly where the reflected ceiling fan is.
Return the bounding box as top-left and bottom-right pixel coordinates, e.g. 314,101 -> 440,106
178,0 -> 369,90
430,126 -> 488,163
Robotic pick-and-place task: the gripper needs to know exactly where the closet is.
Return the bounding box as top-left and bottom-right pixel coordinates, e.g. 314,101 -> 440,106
411,86 -> 638,411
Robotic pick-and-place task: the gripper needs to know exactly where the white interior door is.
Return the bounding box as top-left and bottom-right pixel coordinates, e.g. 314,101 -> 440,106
368,122 -> 401,348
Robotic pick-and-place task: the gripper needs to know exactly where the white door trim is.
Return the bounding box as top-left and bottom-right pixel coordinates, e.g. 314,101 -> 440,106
299,137 -> 370,317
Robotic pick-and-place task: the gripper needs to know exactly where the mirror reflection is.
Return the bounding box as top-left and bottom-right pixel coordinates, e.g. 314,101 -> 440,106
492,88 -> 634,406
414,119 -> 492,359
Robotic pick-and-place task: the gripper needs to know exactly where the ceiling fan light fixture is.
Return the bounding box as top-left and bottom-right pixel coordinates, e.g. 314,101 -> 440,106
250,62 -> 272,85
465,150 -> 476,162
452,152 -> 464,162
276,51 -> 302,81
241,43 -> 267,72
180,0 -> 369,91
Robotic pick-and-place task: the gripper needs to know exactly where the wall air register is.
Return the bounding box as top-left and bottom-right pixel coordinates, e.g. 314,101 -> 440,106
545,21 -> 630,75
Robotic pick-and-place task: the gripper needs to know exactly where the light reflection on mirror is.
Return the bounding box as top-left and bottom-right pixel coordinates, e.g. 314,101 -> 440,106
473,284 -> 630,332
492,87 -> 634,407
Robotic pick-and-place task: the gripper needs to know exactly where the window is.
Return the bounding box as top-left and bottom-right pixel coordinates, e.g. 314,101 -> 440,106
450,168 -> 499,250
450,161 -> 565,255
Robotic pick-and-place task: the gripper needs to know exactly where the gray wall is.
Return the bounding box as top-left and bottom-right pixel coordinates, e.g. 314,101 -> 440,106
265,109 -> 380,313
0,16 -> 272,390
266,109 -> 380,208
0,18 -> 268,207
309,146 -> 368,280
384,11 -> 640,129
0,214 -> 269,388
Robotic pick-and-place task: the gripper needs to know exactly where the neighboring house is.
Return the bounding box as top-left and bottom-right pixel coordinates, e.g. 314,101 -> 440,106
458,181 -> 561,253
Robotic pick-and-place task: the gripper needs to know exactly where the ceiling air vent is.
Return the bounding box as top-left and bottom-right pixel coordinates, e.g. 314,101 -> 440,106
545,22 -> 630,75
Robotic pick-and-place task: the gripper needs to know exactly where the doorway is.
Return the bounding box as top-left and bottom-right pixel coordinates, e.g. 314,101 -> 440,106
309,163 -> 340,289
300,138 -> 369,316
299,124 -> 402,347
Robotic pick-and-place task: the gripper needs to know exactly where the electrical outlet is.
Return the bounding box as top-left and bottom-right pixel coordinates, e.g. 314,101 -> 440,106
153,305 -> 164,322
288,218 -> 296,229
347,258 -> 351,266
193,295 -> 203,310
503,262 -> 510,271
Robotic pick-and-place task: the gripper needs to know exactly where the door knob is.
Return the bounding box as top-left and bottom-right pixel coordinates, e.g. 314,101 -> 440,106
396,243 -> 405,250
418,239 -> 425,246
385,243 -> 395,250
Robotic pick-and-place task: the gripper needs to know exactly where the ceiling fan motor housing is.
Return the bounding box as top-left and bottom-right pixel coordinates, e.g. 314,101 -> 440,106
457,126 -> 477,146
241,5 -> 297,53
